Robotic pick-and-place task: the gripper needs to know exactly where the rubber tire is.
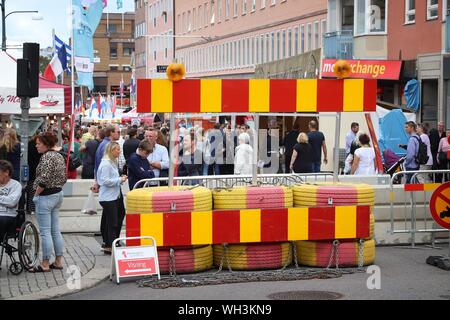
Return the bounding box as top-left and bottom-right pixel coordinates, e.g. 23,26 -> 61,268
213,242 -> 292,271
296,239 -> 375,268
157,245 -> 213,274
18,221 -> 39,271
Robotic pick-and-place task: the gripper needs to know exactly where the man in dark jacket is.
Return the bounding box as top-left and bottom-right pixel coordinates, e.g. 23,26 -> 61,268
127,140 -> 155,190
123,127 -> 141,163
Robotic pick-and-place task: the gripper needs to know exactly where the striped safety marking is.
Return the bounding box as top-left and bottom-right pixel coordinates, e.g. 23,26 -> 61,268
125,205 -> 371,247
404,183 -> 441,192
137,79 -> 377,113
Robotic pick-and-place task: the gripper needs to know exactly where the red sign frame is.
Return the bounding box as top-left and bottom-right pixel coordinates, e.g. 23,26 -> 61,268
429,182 -> 450,230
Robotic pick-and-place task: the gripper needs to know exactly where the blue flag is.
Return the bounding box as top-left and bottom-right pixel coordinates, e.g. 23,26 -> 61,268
73,0 -> 103,90
58,44 -> 68,72
117,0 -> 123,9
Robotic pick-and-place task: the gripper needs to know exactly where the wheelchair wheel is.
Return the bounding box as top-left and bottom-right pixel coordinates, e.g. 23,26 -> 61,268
9,262 -> 23,275
18,221 -> 39,271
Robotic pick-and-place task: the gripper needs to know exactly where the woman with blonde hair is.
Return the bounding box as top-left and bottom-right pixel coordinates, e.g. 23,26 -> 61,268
96,142 -> 128,254
290,132 -> 314,173
0,128 -> 21,181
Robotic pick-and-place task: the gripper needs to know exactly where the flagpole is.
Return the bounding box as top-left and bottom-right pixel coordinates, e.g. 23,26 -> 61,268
67,0 -> 75,173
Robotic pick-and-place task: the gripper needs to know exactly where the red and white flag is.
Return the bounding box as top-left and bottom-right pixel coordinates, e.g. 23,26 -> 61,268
43,54 -> 64,82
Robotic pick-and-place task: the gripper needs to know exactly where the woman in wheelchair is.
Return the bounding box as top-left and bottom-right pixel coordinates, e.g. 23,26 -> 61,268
0,160 -> 22,245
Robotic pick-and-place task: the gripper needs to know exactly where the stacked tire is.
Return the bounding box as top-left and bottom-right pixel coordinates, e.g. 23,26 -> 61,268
126,186 -> 213,274
212,186 -> 293,271
293,184 -> 376,268
213,242 -> 291,271
126,186 -> 212,214
213,186 -> 293,210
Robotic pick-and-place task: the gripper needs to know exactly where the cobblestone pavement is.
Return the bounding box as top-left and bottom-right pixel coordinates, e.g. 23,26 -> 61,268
0,235 -> 97,299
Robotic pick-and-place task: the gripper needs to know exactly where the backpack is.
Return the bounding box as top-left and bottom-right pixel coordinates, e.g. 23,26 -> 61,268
412,136 -> 429,165
59,150 -> 82,171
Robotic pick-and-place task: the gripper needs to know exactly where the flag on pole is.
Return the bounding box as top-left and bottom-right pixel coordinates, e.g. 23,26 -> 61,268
129,73 -> 135,96
119,76 -> 125,97
99,94 -> 107,119
112,93 -> 117,118
54,35 -> 72,66
74,0 -> 104,90
116,0 -> 123,9
89,95 -> 97,117
43,45 -> 68,81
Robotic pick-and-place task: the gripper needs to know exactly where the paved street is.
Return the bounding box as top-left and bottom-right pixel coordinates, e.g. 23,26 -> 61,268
60,245 -> 450,300
0,235 -> 108,300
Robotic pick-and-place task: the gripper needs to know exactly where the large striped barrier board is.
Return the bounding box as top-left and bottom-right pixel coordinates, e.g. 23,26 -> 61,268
126,205 -> 371,247
137,79 -> 377,113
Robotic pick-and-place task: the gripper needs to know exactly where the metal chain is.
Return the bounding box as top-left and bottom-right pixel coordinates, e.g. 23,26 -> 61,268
326,240 -> 340,270
292,241 -> 299,268
224,244 -> 233,273
169,248 -> 177,277
279,242 -> 293,271
214,245 -> 225,274
357,239 -> 365,271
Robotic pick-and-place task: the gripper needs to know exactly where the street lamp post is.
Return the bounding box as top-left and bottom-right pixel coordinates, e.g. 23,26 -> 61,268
0,0 -> 41,51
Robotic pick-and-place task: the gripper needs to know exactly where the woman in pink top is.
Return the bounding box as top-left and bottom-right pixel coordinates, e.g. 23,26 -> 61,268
437,129 -> 450,181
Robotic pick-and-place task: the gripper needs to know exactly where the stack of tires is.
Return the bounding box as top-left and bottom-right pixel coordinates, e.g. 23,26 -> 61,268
293,183 -> 376,268
126,186 -> 214,274
212,186 -> 294,270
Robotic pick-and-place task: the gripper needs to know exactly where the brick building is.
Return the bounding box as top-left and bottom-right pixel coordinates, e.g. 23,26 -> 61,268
93,12 -> 135,99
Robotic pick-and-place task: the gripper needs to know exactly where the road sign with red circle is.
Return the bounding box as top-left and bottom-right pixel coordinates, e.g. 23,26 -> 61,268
429,182 -> 450,230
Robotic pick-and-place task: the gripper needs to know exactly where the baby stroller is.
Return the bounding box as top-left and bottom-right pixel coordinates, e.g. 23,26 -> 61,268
383,149 -> 406,184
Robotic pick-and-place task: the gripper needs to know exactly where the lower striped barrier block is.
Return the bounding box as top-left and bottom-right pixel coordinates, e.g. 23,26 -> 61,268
125,205 -> 371,247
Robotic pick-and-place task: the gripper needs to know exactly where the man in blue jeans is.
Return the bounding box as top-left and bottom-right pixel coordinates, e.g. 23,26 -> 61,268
307,120 -> 328,173
404,121 -> 420,184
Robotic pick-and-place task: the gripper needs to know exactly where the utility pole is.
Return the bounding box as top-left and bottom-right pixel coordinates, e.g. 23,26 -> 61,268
1,0 -> 6,51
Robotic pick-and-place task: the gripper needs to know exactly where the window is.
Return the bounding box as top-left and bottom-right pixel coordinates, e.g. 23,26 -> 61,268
251,0 -> 256,11
109,65 -> 119,71
314,22 -> 319,49
427,0 -> 438,20
300,25 -> 305,53
265,33 -> 269,63
271,0 -> 276,5
282,30 -> 286,59
247,38 -> 250,65
355,0 -> 386,35
234,0 -> 238,17
123,46 -> 133,56
226,0 -> 230,18
255,37 -> 259,64
287,29 -> 292,57
109,24 -> 117,33
199,5 -> 203,29
307,24 -> 311,52
182,12 -> 186,33
237,40 -> 241,66
211,1 -> 216,24
205,3 -> 209,27
193,8 -> 197,30
276,31 -> 280,60
261,0 -> 266,9
123,65 -> 132,72
187,11 -> 192,32
218,0 -> 223,22
234,41 -> 237,67
110,43 -> 118,58
271,32 -> 275,61
321,20 -> 327,47
243,0 -> 247,14
294,27 -> 298,56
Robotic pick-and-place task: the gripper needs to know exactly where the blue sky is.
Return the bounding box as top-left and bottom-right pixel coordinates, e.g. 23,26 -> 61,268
1,0 -> 134,49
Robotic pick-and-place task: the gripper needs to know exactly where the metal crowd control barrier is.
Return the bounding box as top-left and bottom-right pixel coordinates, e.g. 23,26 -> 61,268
389,169 -> 450,247
133,172 -> 336,190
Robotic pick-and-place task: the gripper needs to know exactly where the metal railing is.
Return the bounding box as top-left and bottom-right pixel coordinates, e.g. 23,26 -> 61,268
323,30 -> 354,60
389,170 -> 450,247
133,172 -> 336,190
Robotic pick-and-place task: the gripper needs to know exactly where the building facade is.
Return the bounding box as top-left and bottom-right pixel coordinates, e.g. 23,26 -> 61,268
93,12 -> 135,98
324,0 -> 450,128
174,0 -> 327,79
134,0 -> 174,79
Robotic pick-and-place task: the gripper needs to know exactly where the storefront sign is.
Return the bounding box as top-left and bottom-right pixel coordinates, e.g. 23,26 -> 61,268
322,59 -> 402,80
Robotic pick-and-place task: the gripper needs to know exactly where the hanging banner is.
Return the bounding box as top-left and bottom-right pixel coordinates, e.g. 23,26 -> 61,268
322,59 -> 402,80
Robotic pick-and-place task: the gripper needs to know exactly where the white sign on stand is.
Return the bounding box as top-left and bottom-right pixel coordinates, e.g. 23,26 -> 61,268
110,236 -> 160,284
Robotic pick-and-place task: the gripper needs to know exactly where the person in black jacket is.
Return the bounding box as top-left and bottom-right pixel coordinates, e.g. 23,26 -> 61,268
123,127 -> 141,163
283,121 -> 300,173
127,140 -> 155,190
81,129 -> 104,179
290,132 -> 314,173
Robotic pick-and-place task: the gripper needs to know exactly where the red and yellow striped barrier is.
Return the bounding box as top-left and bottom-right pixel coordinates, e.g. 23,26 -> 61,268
126,205 -> 371,247
404,183 -> 441,192
137,79 -> 377,113
157,245 -> 213,274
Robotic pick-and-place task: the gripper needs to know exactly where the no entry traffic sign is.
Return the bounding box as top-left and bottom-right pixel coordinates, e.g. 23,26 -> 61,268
429,182 -> 450,230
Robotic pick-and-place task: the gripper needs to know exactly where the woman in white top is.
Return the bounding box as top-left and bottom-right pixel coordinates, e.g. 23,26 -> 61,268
417,124 -> 433,183
351,133 -> 376,175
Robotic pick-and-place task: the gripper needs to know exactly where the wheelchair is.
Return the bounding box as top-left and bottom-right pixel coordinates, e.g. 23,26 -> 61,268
0,209 -> 39,275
